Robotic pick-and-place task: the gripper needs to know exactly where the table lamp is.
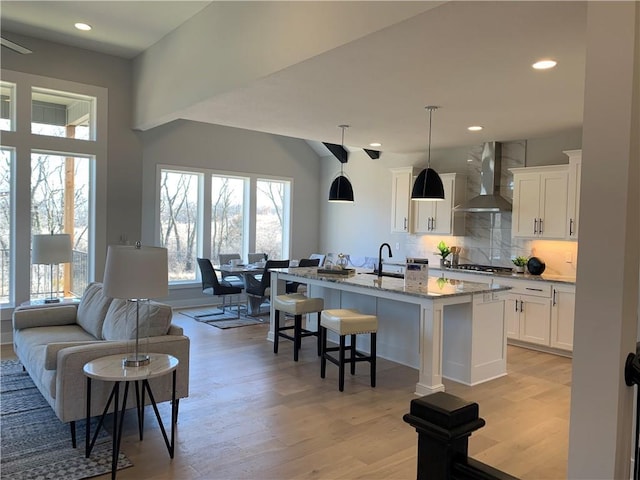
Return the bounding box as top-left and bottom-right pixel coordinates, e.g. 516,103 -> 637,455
31,233 -> 72,303
103,242 -> 168,367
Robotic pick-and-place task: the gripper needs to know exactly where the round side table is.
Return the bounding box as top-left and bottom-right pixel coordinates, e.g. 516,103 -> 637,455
83,353 -> 179,479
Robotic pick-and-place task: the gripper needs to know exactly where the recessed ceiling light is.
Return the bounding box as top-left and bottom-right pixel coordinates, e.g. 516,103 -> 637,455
369,142 -> 382,148
467,126 -> 483,131
532,59 -> 557,70
75,23 -> 92,31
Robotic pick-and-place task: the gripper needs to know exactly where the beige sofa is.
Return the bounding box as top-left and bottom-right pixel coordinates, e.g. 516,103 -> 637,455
12,282 -> 190,445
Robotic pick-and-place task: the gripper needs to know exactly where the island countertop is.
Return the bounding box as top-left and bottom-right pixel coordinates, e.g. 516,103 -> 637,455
270,267 -> 511,299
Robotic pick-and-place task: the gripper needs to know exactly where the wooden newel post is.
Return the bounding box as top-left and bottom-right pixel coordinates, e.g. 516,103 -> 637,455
403,392 -> 486,479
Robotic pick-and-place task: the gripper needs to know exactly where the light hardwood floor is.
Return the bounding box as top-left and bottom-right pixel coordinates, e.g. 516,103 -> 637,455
7,309 -> 572,479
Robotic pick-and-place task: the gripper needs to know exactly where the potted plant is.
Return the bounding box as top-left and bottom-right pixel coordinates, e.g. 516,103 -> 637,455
437,241 -> 451,268
512,256 -> 528,273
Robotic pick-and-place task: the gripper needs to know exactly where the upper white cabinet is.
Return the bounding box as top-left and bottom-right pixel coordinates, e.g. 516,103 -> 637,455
413,173 -> 466,235
565,150 -> 582,240
390,167 -> 418,233
510,165 -> 569,239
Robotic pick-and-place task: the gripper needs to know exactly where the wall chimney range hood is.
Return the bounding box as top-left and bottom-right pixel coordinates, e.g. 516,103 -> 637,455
455,142 -> 512,213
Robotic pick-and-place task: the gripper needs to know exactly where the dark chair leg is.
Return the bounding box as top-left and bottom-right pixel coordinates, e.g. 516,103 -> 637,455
370,332 -> 377,387
316,312 -> 322,356
274,310 -> 280,354
350,334 -> 357,375
339,335 -> 346,392
70,421 -> 76,448
293,314 -> 302,362
320,327 -> 327,379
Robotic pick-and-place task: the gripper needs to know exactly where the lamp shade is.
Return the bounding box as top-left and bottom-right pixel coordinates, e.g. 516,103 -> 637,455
32,234 -> 72,264
103,244 -> 168,300
328,175 -> 354,203
411,168 -> 445,201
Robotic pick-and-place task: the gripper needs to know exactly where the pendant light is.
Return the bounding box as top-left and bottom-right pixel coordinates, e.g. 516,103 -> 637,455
328,124 -> 354,203
411,106 -> 445,201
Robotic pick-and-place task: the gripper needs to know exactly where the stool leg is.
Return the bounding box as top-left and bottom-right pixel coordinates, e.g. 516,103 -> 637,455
371,332 -> 377,388
339,335 -> 346,392
350,334 -> 357,375
293,315 -> 302,362
274,310 -> 280,354
320,326 -> 327,379
316,312 -> 322,356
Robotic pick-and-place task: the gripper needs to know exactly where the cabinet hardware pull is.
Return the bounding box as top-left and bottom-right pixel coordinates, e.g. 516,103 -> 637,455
404,217 -> 407,230
526,287 -> 543,291
553,289 -> 557,306
569,218 -> 574,236
519,300 -> 524,312
431,217 -> 435,231
515,300 -> 518,312
539,218 -> 543,234
533,219 -> 537,234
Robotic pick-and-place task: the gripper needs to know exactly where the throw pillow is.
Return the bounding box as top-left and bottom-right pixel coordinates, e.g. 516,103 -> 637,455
102,299 -> 172,341
76,282 -> 113,339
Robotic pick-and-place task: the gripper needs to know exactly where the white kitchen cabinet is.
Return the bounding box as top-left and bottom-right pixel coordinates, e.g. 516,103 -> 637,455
511,165 -> 569,239
413,173 -> 466,235
390,167 -> 418,233
565,150 -> 582,240
550,283 -> 575,351
498,278 -> 552,347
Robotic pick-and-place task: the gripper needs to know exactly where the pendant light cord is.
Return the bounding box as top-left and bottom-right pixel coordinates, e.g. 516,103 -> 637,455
425,106 -> 438,169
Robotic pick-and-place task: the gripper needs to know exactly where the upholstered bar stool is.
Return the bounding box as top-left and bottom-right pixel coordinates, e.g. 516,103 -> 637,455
273,293 -> 324,361
320,309 -> 378,392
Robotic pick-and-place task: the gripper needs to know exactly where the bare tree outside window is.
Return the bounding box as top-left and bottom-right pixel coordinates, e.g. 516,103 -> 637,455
0,149 -> 11,303
256,179 -> 287,260
160,170 -> 200,281
211,176 -> 245,262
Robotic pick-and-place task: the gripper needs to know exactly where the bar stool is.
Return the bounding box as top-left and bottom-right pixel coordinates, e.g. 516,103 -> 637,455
273,293 -> 324,361
320,309 -> 378,392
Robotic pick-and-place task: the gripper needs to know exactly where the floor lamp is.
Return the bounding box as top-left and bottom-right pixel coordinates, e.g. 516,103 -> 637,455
31,233 -> 72,303
103,242 -> 168,367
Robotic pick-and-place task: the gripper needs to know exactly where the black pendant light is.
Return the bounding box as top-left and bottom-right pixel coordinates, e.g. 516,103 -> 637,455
411,106 -> 445,201
328,125 -> 354,203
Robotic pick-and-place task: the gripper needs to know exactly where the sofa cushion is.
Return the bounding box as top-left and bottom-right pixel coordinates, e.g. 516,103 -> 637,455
102,299 -> 172,341
76,282 -> 113,339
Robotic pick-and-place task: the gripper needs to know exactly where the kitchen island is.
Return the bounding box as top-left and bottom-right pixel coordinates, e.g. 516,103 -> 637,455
269,268 -> 511,395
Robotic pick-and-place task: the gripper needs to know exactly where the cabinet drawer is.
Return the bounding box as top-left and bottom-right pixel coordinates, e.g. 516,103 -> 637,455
495,278 -> 552,297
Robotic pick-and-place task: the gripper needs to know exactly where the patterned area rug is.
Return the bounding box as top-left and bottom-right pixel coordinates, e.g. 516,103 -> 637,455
178,307 -> 268,328
0,359 -> 133,480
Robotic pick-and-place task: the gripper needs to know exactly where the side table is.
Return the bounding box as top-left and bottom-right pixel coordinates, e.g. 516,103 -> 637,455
83,353 -> 179,479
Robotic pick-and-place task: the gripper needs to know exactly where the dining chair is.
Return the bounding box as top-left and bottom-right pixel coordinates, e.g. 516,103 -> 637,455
309,253 -> 325,267
286,257 -> 320,293
244,259 -> 289,315
196,258 -> 244,318
248,253 -> 267,264
217,253 -> 244,287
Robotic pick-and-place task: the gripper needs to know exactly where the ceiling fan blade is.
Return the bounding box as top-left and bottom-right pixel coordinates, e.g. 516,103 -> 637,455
1,37 -> 33,54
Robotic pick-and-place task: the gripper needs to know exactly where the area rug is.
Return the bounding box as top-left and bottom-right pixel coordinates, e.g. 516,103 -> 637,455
0,359 -> 132,480
178,307 -> 268,329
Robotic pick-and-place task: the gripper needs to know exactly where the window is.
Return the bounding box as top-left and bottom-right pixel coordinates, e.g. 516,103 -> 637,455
211,175 -> 246,263
1,81 -> 15,132
256,179 -> 290,260
158,167 -> 292,285
30,152 -> 92,299
31,87 -> 94,140
159,170 -> 201,282
0,148 -> 12,303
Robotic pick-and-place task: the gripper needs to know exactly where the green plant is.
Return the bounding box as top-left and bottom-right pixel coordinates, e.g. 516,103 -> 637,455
512,256 -> 528,267
437,241 -> 451,259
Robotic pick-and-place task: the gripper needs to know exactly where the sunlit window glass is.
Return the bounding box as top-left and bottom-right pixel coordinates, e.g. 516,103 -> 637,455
1,82 -> 15,132
31,87 -> 94,140
160,170 -> 201,282
31,151 -> 92,299
255,179 -> 289,260
211,175 -> 246,263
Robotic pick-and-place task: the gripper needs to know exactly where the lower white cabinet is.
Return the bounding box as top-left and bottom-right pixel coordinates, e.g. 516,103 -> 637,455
550,284 -> 576,351
505,293 -> 552,346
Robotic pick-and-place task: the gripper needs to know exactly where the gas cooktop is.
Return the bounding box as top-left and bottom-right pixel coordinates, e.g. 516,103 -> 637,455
452,264 -> 514,274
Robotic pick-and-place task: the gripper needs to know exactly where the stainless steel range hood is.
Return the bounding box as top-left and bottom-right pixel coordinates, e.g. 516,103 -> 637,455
455,141 -> 512,213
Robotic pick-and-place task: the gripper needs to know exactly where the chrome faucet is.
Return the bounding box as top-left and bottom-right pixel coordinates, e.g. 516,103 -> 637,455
378,243 -> 393,278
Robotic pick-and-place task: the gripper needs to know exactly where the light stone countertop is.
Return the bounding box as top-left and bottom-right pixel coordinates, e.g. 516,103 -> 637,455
271,267 -> 511,300
433,266 -> 576,285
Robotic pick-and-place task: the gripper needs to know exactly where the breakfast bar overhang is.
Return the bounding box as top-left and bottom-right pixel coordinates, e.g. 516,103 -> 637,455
269,268 -> 511,395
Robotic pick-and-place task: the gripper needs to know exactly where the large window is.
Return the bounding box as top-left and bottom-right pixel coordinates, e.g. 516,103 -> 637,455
31,152 -> 92,299
0,148 -> 12,303
159,170 -> 201,282
1,69 -> 104,306
158,167 -> 291,284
